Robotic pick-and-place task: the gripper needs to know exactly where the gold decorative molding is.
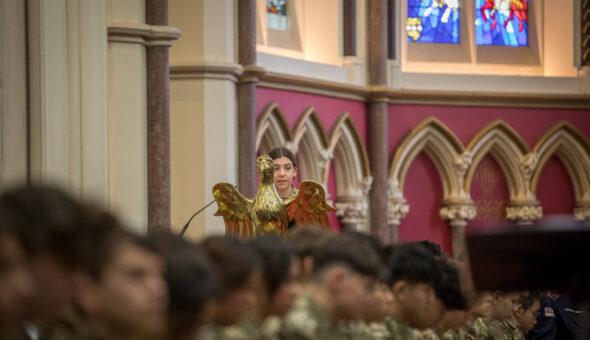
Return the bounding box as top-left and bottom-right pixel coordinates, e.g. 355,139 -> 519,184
257,72 -> 590,109
170,61 -> 243,82
108,22 -> 181,47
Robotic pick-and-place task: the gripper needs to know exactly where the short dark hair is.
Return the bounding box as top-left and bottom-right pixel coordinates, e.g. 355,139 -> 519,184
201,236 -> 261,293
435,258 -> 467,310
388,242 -> 440,286
313,233 -> 380,279
283,224 -> 334,260
268,147 -> 297,168
0,185 -> 98,267
249,235 -> 293,298
151,233 -> 219,338
341,231 -> 391,284
414,240 -> 442,257
518,291 -> 541,310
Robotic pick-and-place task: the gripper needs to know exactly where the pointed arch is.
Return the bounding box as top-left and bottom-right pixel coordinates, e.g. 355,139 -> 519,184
531,122 -> 590,206
256,102 -> 293,154
465,120 -> 531,203
389,117 -> 466,200
291,107 -> 330,184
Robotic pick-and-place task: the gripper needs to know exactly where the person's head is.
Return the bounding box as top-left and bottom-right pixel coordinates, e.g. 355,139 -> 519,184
514,291 -> 541,334
249,235 -> 302,319
433,259 -> 468,331
201,236 -> 262,326
283,224 -> 335,282
268,147 -> 297,198
151,233 -> 219,340
487,291 -> 520,322
0,185 -> 96,321
76,228 -> 168,339
310,233 -> 380,322
341,231 -> 392,323
468,291 -> 493,320
0,226 -> 34,331
388,242 -> 440,330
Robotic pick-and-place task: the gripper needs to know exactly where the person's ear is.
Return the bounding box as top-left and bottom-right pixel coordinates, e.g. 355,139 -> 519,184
492,291 -> 502,305
293,167 -> 297,179
514,304 -> 524,316
392,281 -> 408,302
326,267 -> 346,293
302,256 -> 314,281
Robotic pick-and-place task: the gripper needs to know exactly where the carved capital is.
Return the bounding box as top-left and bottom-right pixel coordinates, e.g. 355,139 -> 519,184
520,153 -> 538,182
387,199 -> 410,225
506,204 -> 542,224
440,204 -> 477,222
284,141 -> 298,154
362,176 -> 373,196
388,178 -> 403,198
574,206 -> 590,223
455,151 -> 473,178
318,148 -> 334,171
335,198 -> 369,225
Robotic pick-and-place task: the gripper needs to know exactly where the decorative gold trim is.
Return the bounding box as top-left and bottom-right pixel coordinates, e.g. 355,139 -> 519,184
257,72 -> 590,109
107,22 -> 181,47
170,61 -> 243,81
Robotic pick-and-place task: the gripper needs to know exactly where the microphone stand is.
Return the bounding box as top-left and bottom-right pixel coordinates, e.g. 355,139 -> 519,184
179,199 -> 216,237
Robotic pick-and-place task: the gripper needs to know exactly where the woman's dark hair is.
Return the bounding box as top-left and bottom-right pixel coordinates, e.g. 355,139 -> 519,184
268,147 -> 297,168
249,235 -> 293,298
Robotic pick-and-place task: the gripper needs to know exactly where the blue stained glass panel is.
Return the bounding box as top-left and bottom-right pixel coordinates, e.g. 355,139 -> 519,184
407,0 -> 460,44
475,0 -> 528,46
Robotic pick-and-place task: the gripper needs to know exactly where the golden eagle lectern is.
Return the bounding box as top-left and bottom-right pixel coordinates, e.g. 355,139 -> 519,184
212,155 -> 335,237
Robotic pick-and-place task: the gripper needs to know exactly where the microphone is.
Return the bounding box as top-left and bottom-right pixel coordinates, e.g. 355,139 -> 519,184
178,185 -> 238,237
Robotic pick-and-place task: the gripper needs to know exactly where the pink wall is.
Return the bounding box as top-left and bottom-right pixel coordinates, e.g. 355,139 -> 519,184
256,87 -> 590,250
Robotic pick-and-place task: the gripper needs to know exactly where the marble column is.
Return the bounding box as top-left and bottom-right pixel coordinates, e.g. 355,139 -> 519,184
237,0 -> 257,198
146,0 -> 171,232
368,0 -> 389,243
583,0 -> 590,66
343,0 -> 356,56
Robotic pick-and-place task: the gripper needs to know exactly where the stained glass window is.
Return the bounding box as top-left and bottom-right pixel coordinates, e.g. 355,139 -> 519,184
475,0 -> 528,46
266,0 -> 288,31
406,0 -> 460,44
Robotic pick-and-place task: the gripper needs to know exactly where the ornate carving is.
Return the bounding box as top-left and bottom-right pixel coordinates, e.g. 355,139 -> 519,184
574,206 -> 590,223
284,141 -> 298,154
388,178 -> 403,198
335,199 -> 369,225
387,200 -> 410,225
455,151 -> 472,177
318,148 -> 334,171
506,204 -> 542,223
440,204 -> 477,221
520,152 -> 538,182
362,176 -> 373,196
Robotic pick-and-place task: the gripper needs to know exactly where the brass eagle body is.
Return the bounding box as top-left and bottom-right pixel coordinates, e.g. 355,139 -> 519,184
212,155 -> 335,237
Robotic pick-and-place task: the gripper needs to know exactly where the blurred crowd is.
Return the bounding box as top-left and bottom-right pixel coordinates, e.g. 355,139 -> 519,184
0,185 -> 584,339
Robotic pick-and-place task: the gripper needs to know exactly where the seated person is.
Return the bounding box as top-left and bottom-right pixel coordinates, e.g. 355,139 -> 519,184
514,291 -> 541,337
385,243 -> 441,339
485,290 -> 521,339
281,233 -> 380,339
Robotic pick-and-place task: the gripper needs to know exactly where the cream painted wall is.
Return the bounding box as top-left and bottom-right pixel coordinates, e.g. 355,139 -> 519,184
169,0 -> 237,240
107,0 -> 148,233
27,0 -> 109,205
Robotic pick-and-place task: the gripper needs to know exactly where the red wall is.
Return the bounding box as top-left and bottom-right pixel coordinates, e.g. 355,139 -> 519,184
256,86 -> 590,252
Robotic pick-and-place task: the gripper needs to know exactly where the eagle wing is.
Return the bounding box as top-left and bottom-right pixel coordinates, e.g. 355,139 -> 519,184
285,180 -> 336,229
212,183 -> 254,238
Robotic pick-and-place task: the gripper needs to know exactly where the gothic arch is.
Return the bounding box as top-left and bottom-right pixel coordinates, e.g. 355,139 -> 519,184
330,113 -> 372,231
256,102 -> 293,154
291,107 -> 330,184
389,117 -> 466,201
531,122 -> 590,220
465,120 -> 532,204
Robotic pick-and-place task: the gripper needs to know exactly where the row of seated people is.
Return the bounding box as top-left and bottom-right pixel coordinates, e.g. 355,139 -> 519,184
0,185 -> 583,339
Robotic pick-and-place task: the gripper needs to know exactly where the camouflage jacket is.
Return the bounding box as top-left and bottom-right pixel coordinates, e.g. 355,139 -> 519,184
458,317 -> 492,340
384,316 -> 421,340
488,316 -> 525,340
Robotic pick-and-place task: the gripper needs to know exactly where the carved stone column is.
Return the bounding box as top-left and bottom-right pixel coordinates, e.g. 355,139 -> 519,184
368,0 -> 389,243
146,0 -> 173,233
440,203 -> 476,261
583,0 -> 590,66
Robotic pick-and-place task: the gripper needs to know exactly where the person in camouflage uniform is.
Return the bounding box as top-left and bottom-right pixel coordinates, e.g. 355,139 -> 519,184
384,243 -> 442,339
488,315 -> 525,340
513,291 -> 540,338
281,233 -> 380,339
